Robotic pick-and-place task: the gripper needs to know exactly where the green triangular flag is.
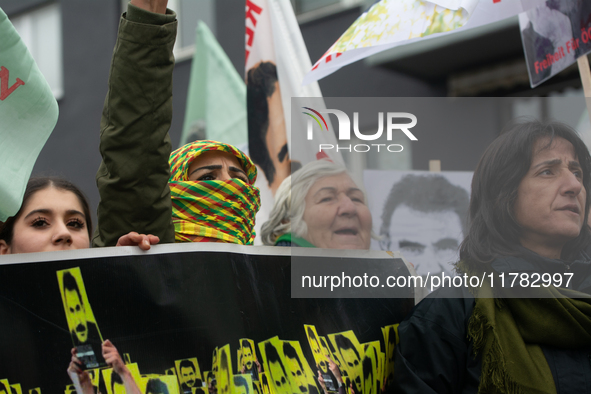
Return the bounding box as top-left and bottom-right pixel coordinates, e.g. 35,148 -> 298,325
180,21 -> 247,148
0,7 -> 59,221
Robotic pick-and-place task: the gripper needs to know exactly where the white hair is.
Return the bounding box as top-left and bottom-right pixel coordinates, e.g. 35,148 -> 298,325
260,159 -> 353,245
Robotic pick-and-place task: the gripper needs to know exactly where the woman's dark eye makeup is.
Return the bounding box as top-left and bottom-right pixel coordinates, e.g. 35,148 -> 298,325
196,171 -> 248,183
30,216 -> 85,229
68,218 -> 85,229
31,217 -> 49,227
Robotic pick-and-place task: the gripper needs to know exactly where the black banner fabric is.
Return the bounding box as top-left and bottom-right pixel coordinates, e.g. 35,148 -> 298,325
0,245 -> 414,393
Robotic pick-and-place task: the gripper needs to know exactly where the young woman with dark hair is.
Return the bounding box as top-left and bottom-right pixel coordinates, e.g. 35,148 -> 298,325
0,177 -> 92,254
391,120 -> 591,393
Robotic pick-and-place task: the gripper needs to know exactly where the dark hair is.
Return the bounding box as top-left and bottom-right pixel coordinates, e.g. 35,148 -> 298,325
0,177 -> 92,245
282,342 -> 303,370
380,174 -> 469,249
362,357 -> 373,380
459,120 -> 591,266
306,327 -> 318,342
180,359 -> 196,372
220,348 -> 230,378
247,61 -> 278,184
63,271 -> 83,305
242,339 -> 253,351
146,379 -> 169,394
335,335 -> 360,361
380,174 -> 469,250
233,376 -> 249,394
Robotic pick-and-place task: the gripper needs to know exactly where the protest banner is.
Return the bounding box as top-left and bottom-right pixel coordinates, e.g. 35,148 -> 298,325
518,0 -> 591,88
245,0 -> 343,243
0,244 -> 414,393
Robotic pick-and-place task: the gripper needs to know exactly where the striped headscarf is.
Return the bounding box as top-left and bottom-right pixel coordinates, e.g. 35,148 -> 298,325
169,140 -> 261,244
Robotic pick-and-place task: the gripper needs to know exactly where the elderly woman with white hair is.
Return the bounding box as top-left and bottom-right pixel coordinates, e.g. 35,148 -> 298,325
260,160 -> 372,249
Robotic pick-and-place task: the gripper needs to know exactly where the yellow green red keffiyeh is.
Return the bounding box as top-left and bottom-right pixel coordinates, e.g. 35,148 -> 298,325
168,140 -> 261,244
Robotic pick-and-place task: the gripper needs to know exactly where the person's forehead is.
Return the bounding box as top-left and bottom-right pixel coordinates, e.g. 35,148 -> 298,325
531,137 -> 578,165
307,173 -> 358,197
65,288 -> 81,302
189,150 -> 243,171
389,205 -> 462,240
22,187 -> 85,217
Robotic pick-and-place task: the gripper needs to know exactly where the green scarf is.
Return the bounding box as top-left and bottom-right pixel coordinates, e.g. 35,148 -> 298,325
275,233 -> 315,248
457,261 -> 591,394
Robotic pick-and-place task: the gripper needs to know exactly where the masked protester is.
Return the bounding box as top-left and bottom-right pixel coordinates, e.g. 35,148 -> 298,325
168,140 -> 261,244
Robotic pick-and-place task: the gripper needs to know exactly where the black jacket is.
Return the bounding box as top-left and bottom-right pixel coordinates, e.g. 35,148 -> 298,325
391,250 -> 591,393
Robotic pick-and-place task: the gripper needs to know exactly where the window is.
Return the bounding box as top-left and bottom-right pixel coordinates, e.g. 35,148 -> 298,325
10,3 -> 63,99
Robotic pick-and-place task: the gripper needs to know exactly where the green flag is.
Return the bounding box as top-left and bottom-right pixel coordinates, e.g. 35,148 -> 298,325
0,8 -> 59,221
180,21 -> 247,148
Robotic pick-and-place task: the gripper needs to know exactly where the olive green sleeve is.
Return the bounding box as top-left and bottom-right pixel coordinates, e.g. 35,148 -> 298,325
93,10 -> 177,247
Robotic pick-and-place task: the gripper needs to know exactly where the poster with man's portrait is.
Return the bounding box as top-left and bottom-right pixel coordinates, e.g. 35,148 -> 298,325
360,342 -> 379,394
233,374 -> 253,394
101,364 -> 141,394
238,338 -> 259,382
143,375 -> 180,394
364,170 -> 472,277
216,344 -> 233,394
327,331 -> 363,393
303,326 -> 337,392
382,324 -> 399,391
56,267 -> 104,369
258,337 -> 296,394
281,340 -> 320,394
519,0 -> 591,87
175,358 -> 202,394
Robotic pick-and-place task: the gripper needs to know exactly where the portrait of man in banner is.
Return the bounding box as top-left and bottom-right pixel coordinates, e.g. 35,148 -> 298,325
216,345 -> 233,394
233,374 -> 253,394
329,331 -> 363,394
282,340 -> 320,394
102,363 -> 141,394
57,267 -> 104,369
360,342 -> 379,394
175,358 -> 202,394
259,337 -> 293,394
239,339 -> 259,382
382,324 -> 398,391
369,171 -> 470,277
304,325 -> 336,392
247,61 -> 299,195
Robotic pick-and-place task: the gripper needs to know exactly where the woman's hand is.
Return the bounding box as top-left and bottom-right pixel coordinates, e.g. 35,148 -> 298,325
67,348 -> 94,394
116,232 -> 160,250
103,340 -> 128,375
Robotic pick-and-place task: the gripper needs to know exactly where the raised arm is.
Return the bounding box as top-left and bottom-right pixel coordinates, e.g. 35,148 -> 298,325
92,0 -> 176,247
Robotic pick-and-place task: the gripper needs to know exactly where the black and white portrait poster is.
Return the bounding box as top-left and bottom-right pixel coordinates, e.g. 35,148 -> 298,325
364,170 -> 473,277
